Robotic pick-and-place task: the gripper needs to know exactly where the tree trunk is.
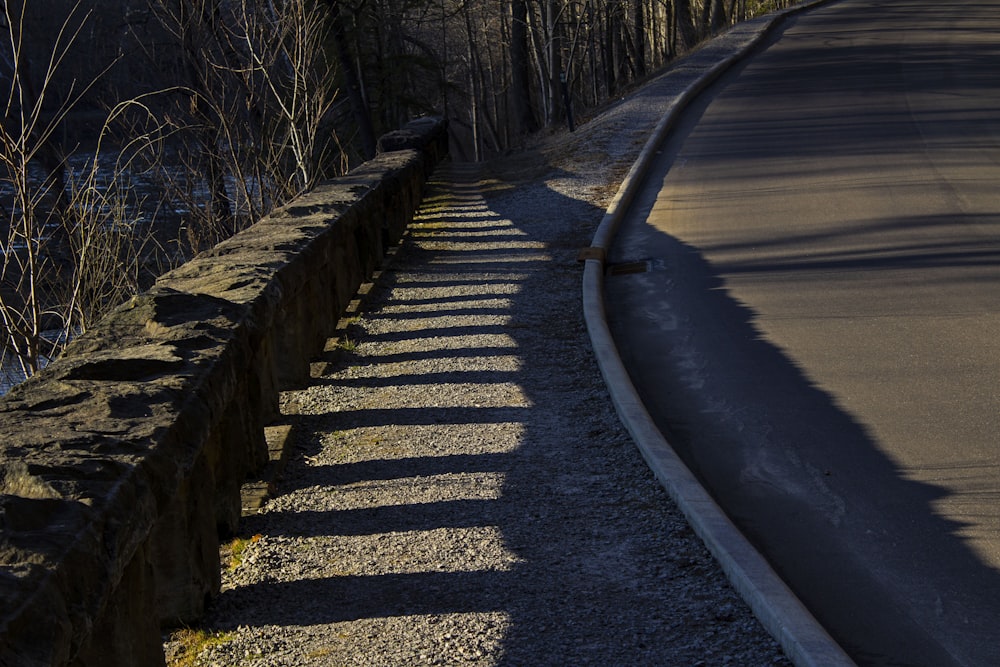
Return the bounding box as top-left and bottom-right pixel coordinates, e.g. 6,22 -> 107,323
510,0 -> 538,135
602,2 -> 616,94
674,0 -> 699,51
464,5 -> 482,160
711,0 -> 728,33
587,2 -> 599,105
526,4 -> 552,124
546,0 -> 563,126
634,0 -> 646,77
328,0 -> 377,159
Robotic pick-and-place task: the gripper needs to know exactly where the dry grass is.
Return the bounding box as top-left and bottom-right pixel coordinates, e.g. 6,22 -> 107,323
165,628 -> 237,667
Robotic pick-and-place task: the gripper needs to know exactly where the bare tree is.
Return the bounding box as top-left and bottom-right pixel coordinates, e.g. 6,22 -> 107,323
0,0 -> 92,377
0,1 -> 168,381
147,0 -> 343,252
236,0 -> 341,193
63,96 -> 173,332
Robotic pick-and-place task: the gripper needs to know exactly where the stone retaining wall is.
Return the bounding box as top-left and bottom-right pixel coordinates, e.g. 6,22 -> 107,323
0,117 -> 448,667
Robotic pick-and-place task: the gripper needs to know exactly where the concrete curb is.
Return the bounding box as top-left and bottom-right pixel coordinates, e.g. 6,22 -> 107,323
582,2 -> 856,666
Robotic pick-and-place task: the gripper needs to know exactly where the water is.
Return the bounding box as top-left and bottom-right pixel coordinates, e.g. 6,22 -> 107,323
1,150 -> 270,396
0,362 -> 26,396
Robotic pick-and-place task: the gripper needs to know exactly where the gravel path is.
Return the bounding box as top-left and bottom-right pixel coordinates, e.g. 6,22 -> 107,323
164,22 -> 800,667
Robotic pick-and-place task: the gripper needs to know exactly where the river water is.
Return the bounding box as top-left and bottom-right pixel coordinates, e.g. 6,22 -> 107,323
1,151 -> 262,396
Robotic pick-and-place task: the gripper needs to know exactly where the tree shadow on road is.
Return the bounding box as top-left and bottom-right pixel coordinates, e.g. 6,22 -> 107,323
604,195 -> 1000,667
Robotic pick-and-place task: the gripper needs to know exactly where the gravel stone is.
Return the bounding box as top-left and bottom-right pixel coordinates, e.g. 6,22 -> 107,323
164,44 -> 795,666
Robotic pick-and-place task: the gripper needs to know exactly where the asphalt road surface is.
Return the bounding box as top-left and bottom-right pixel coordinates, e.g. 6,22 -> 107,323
604,1 -> 1000,665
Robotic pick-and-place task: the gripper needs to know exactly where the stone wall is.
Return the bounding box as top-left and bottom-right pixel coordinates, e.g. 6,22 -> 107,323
0,117 -> 448,667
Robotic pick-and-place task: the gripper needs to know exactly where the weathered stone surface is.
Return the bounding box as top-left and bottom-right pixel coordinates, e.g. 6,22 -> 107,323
376,116 -> 449,168
0,116 -> 447,666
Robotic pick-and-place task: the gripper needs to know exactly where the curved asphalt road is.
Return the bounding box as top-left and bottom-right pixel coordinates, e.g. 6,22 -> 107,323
604,1 -> 1000,665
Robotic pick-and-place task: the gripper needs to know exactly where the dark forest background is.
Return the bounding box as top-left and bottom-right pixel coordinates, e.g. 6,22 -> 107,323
0,0 -> 792,381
